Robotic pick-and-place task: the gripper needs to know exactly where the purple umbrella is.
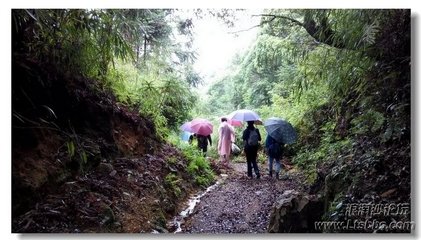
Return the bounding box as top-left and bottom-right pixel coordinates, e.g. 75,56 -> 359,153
228,109 -> 262,123
180,122 -> 193,132
190,118 -> 213,136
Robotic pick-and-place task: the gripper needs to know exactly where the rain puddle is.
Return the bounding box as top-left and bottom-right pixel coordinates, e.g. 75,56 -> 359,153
170,174 -> 228,233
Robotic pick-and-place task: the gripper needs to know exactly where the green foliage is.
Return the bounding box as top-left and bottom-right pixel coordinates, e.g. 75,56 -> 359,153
203,9 -> 387,120
66,141 -> 75,159
350,109 -> 385,135
187,158 -> 215,187
164,173 -> 182,197
257,152 -> 267,164
180,144 -> 215,187
206,77 -> 237,116
297,46 -> 373,108
105,60 -> 197,137
231,154 -> 245,163
200,10 -> 410,186
166,131 -> 215,187
65,134 -> 101,173
166,131 -> 184,146
14,9 -> 409,191
13,9 -> 201,139
13,9 -> 137,78
310,9 -> 382,49
166,156 -> 177,165
292,119 -> 353,183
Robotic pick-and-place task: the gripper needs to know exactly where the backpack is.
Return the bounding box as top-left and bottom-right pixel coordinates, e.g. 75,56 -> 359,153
247,129 -> 259,147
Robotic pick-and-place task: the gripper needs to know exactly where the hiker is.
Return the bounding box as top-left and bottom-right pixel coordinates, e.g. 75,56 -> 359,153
265,134 -> 284,179
188,133 -> 195,145
218,117 -> 235,166
196,134 -> 212,157
242,121 -> 261,179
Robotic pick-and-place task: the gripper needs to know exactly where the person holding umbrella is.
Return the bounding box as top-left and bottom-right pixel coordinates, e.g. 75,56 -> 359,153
196,134 -> 212,157
265,134 -> 283,179
189,118 -> 214,157
242,121 -> 262,179
263,117 -> 298,179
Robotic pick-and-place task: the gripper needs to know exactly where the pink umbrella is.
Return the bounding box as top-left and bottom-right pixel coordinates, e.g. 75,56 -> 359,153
228,118 -> 243,127
190,118 -> 213,136
224,117 -> 243,127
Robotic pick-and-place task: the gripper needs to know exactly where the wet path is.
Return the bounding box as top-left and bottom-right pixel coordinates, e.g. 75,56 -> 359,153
178,162 -> 301,233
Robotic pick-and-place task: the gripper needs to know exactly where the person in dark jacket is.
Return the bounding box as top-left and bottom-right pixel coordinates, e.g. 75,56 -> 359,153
196,134 -> 212,157
242,121 -> 261,179
265,134 -> 283,179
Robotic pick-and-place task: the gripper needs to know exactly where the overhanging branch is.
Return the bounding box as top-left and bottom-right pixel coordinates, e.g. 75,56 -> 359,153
227,15 -> 277,34
233,13 -> 352,50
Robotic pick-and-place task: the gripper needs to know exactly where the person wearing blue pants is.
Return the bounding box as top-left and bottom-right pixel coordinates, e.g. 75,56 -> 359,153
265,134 -> 283,179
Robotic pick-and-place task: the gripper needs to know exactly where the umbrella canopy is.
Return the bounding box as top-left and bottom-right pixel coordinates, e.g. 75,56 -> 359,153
228,118 -> 243,127
227,109 -> 262,122
264,117 -> 297,144
221,115 -> 243,127
190,118 -> 213,136
181,131 -> 193,142
180,122 -> 193,132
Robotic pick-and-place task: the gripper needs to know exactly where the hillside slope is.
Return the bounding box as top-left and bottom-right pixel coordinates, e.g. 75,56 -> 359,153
12,56 -> 203,233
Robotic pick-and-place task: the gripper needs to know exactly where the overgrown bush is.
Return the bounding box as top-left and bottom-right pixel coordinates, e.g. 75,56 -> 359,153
292,116 -> 354,184
167,132 -> 215,187
350,109 -> 385,135
105,61 -> 196,138
185,148 -> 215,187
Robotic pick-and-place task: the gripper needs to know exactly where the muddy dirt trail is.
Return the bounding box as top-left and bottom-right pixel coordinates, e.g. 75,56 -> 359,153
176,162 -> 303,233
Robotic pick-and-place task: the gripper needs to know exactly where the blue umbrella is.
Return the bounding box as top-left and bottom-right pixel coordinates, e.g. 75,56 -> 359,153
263,117 -> 297,144
181,131 -> 193,142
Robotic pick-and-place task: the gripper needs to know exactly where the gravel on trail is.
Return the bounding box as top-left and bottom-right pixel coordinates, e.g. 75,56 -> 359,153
179,162 -> 301,233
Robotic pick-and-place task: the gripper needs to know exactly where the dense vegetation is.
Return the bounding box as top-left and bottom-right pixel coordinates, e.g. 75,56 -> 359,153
12,9 -> 411,233
13,9 -> 201,134
202,9 -> 410,231
13,9 -> 216,180
204,9 -> 410,181
12,9 -> 216,233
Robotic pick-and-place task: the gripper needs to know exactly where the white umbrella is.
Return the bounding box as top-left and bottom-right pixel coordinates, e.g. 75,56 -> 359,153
227,109 -> 262,123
